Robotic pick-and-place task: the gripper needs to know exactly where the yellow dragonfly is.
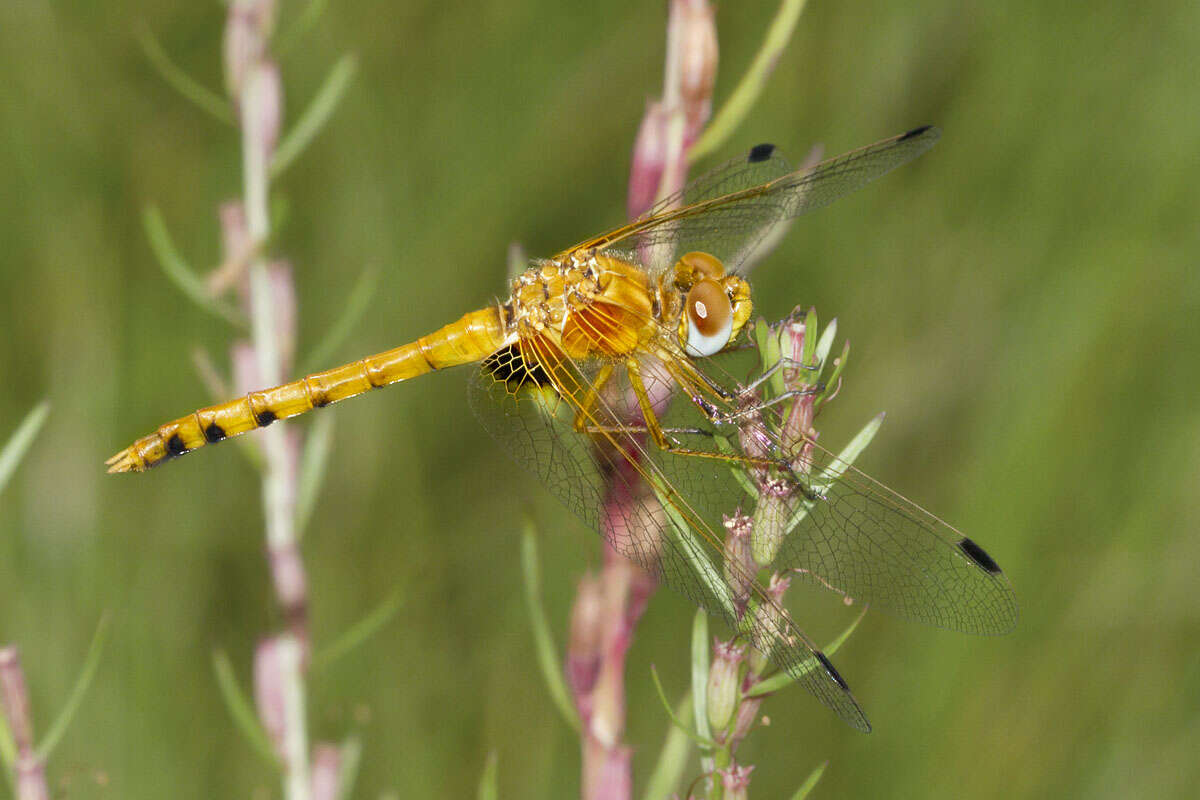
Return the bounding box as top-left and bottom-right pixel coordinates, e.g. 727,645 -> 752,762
108,126 -> 1016,731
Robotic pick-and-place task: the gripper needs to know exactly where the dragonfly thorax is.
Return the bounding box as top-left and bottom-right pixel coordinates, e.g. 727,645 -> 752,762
509,252 -> 658,359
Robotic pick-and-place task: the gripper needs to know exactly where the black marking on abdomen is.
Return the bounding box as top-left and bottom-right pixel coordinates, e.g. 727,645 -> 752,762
482,344 -> 552,390
958,537 -> 1002,575
814,650 -> 849,692
166,433 -> 187,457
748,143 -> 776,163
256,410 -> 277,427
204,423 -> 227,443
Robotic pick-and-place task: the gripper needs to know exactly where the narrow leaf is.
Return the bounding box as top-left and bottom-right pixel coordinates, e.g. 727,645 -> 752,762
689,0 -> 811,162
813,317 -> 838,375
136,24 -> 234,124
520,524 -> 580,732
211,649 -> 279,767
789,761 -> 829,800
784,412 -> 883,534
815,339 -> 850,413
142,207 -> 246,327
652,482 -> 738,620
690,610 -> 712,743
299,264 -> 378,374
642,685 -> 699,800
270,54 -> 359,179
746,605 -> 867,697
801,308 -> 818,367
650,667 -> 712,747
276,0 -> 331,56
314,590 -> 404,670
36,613 -> 111,758
0,401 -> 50,497
295,412 -> 335,538
476,751 -> 498,800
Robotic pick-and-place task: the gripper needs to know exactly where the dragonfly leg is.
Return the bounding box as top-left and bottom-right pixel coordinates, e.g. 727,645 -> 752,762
571,362 -> 615,433
625,359 -> 781,470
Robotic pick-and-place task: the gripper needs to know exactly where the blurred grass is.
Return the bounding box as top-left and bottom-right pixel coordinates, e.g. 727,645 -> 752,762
1,0 -> 1198,797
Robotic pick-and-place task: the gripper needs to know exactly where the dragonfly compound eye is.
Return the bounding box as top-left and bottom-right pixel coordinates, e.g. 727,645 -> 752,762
684,278 -> 734,357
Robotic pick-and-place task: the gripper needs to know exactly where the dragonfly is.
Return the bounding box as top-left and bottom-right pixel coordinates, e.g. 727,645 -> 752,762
108,126 -> 1017,731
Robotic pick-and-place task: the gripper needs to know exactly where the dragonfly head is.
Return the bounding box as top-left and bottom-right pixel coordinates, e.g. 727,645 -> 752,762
673,251 -> 753,357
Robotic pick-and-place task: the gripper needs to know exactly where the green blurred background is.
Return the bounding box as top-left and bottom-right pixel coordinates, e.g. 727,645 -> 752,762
2,0 -> 1198,797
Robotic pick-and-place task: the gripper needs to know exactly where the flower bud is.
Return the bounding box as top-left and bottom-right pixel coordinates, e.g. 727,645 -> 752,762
748,573 -> 792,675
719,763 -> 754,800
670,0 -> 718,135
706,639 -> 746,733
627,101 -> 668,219
722,511 -> 756,614
750,478 -> 792,566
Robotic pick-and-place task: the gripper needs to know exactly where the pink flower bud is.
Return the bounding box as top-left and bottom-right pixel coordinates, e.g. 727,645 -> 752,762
723,511 -> 757,614
747,573 -> 792,675
719,763 -> 754,800
254,638 -> 288,760
310,743 -> 342,800
670,0 -> 718,135
567,572 -> 604,698
627,101 -> 669,219
223,0 -> 277,101
241,62 -> 283,160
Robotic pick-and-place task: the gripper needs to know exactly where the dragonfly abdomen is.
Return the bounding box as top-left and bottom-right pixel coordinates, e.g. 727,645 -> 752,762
107,306 -> 507,472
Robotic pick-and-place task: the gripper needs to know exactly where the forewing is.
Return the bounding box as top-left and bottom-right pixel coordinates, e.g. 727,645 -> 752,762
558,126 -> 940,275
467,339 -> 872,732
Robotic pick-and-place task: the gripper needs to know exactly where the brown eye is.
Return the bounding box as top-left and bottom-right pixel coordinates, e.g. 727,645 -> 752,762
684,279 -> 733,357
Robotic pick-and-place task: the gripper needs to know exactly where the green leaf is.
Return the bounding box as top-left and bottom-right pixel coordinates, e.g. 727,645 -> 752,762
0,401 -> 49,497
653,484 -> 738,620
649,667 -> 712,748
715,434 -> 759,499
299,264 -> 378,374
295,412 -> 335,538
36,613 -> 111,758
211,649 -> 279,767
270,53 -> 358,179
814,413 -> 883,491
801,307 -> 818,368
784,412 -> 883,535
276,0 -> 331,55
314,589 -> 404,670
746,606 -> 867,697
689,0 -> 811,162
690,610 -> 713,744
815,339 -> 850,413
813,317 -> 838,375
142,207 -> 247,328
520,524 -> 580,732
753,317 -> 785,399
789,761 -> 829,800
642,682 -> 700,800
135,24 -> 234,125
477,751 -> 499,800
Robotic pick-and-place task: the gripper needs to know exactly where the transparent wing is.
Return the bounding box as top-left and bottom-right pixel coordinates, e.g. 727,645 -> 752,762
557,126 -> 940,275
765,439 -> 1018,635
468,338 -> 873,732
